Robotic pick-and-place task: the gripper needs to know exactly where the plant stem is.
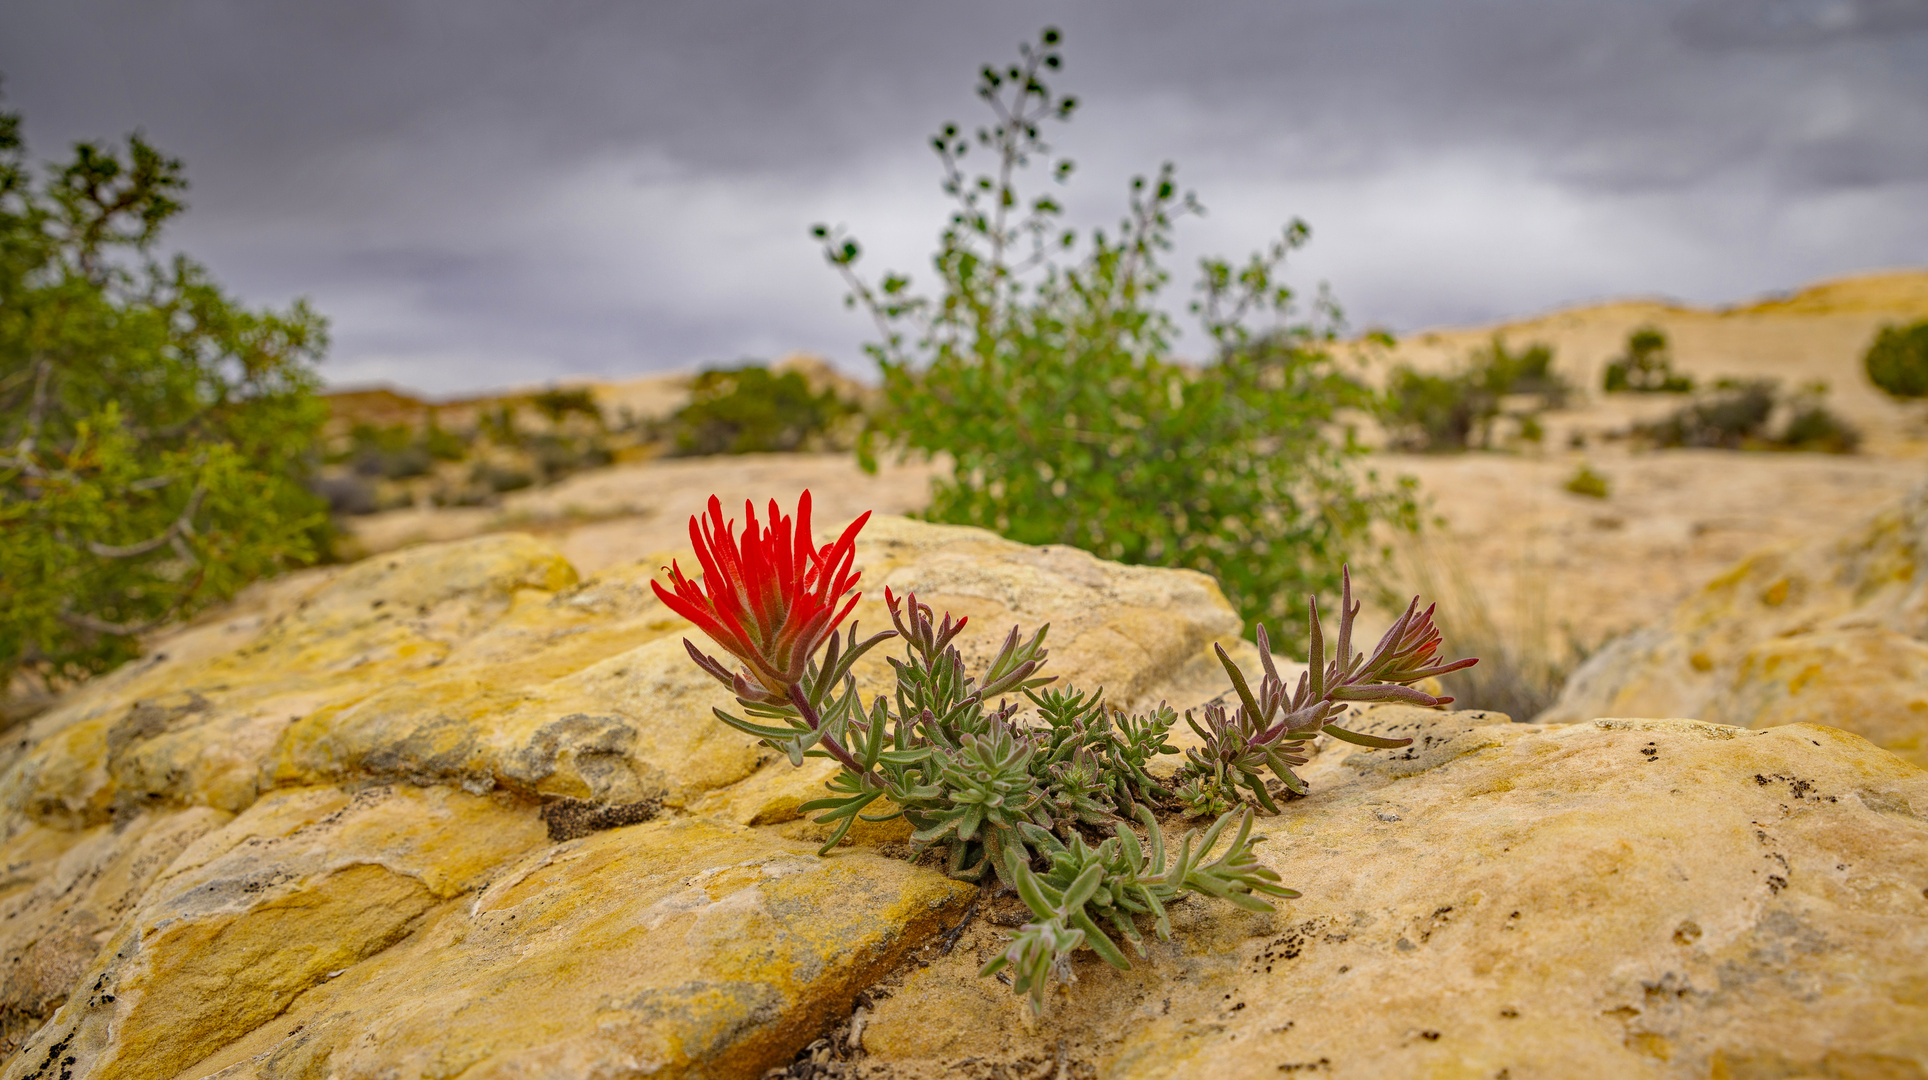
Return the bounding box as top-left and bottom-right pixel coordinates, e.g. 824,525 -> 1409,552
788,681 -> 873,783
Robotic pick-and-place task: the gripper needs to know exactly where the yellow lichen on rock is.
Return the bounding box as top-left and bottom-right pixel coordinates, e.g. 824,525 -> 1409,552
1543,479 -> 1928,765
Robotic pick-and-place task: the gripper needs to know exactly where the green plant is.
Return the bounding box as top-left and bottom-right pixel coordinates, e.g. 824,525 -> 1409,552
1603,326 -> 1693,393
653,492 -> 1475,1011
1564,463 -> 1610,499
663,364 -> 856,456
344,422 -> 433,480
1778,382 -> 1861,453
422,412 -> 468,462
1863,319 -> 1928,400
530,387 -> 604,427
1637,378 -> 1775,448
1382,336 -> 1569,452
1,96 -> 328,688
1635,378 -> 1859,453
812,28 -> 1414,649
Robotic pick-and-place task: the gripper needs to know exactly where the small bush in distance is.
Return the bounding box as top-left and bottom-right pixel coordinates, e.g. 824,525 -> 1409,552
663,364 -> 857,457
1,97 -> 328,689
652,491 -> 1475,1012
1635,378 -> 1859,453
1382,336 -> 1569,452
1863,319 -> 1928,399
1778,382 -> 1862,453
530,387 -> 604,427
814,27 -> 1415,648
1564,463 -> 1610,499
1603,325 -> 1693,393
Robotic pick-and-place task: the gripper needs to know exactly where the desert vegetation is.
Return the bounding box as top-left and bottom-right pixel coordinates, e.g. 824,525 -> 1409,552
0,97 -> 328,691
1380,335 -> 1571,453
814,27 -> 1415,647
311,358 -> 863,517
1864,317 -> 1928,399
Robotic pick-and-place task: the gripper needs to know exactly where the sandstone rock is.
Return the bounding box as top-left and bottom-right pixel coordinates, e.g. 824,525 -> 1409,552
859,707 -> 1928,1079
4,508 -> 1922,1079
0,514 -> 1252,1077
1542,478 -> 1928,766
27,813 -> 968,1080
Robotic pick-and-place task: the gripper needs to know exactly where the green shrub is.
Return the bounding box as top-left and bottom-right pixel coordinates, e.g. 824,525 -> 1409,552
1,100 -> 328,688
1603,325 -> 1693,393
1778,382 -> 1862,453
471,462 -> 534,494
1863,319 -> 1928,399
814,28 -> 1415,646
422,413 -> 469,461
1636,378 -> 1775,448
1478,337 -> 1570,406
1635,378 -> 1859,453
663,365 -> 856,456
1384,367 -> 1482,452
1382,336 -> 1568,452
528,431 -> 613,481
345,423 -> 434,479
1564,463 -> 1610,499
530,387 -> 604,427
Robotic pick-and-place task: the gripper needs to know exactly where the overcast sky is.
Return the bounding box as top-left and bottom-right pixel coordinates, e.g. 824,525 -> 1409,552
3,0 -> 1925,396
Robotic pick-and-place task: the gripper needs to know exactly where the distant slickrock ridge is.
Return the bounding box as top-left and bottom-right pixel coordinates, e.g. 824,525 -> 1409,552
314,354 -> 867,518
0,508 -> 1921,1077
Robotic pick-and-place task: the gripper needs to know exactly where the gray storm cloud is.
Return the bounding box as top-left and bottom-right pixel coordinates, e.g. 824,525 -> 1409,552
2,0 -> 1923,394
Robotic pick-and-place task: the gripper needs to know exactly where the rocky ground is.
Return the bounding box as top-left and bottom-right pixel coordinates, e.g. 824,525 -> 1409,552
0,513 -> 1921,1079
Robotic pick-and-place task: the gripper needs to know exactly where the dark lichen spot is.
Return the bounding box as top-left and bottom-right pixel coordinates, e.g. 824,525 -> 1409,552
540,796 -> 661,842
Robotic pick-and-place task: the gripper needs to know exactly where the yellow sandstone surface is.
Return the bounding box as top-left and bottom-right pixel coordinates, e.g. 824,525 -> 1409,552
0,510 -> 1923,1078
0,515 -> 1250,1077
1542,478 -> 1928,766
861,708 -> 1928,1079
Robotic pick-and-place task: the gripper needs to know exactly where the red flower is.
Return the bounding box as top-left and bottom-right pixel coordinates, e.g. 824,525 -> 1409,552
652,490 -> 871,702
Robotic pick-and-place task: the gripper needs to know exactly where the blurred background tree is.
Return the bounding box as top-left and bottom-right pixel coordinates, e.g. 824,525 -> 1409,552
662,364 -> 857,456
815,29 -> 1416,646
1863,318 -> 1928,400
0,91 -> 329,695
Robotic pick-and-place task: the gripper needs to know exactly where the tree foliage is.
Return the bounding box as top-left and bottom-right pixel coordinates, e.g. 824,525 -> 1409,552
1603,325 -> 1693,393
663,365 -> 857,456
1864,319 -> 1928,400
813,28 -> 1414,646
1379,336 -> 1568,452
0,95 -> 329,688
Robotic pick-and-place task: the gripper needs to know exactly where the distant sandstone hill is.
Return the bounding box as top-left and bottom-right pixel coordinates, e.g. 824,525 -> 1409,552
322,353 -> 864,433
1356,267 -> 1928,457
1370,268 -> 1928,384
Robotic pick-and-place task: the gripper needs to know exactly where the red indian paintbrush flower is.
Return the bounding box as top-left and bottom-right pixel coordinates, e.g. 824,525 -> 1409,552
651,490 -> 871,704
